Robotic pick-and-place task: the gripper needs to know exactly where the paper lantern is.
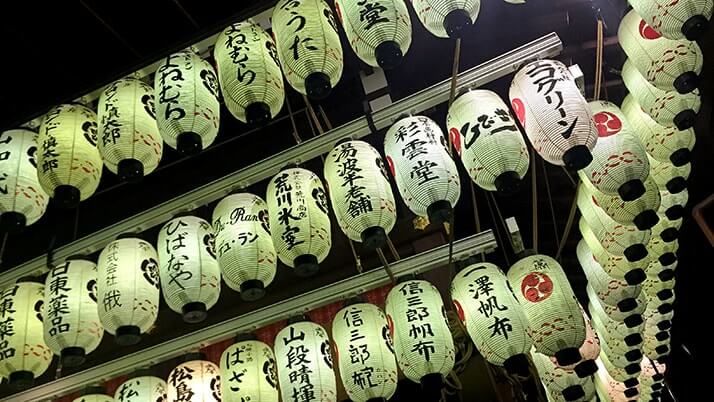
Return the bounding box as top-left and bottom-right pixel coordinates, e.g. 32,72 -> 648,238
97,237 -> 160,345
629,0 -> 713,40
592,329 -> 643,371
659,188 -> 688,220
646,258 -> 677,283
650,211 -> 682,243
621,94 -> 695,167
550,307 -> 600,378
410,0 -> 481,38
332,303 -> 397,402
599,348 -> 641,381
446,89 -> 530,194
272,0 -> 343,99
645,237 -> 678,268
97,78 -> 163,181
0,129 -> 49,232
334,0 -> 412,69
592,320 -> 642,367
643,315 -> 671,344
324,140 -> 396,250
115,375 -> 167,402
648,156 -> 690,194
220,340 -> 278,402
37,104 -> 103,207
212,193 -> 277,301
0,282 -> 52,388
618,10 -> 703,94
642,301 -> 674,332
594,358 -> 640,400
580,176 -> 661,230
546,380 -> 595,402
509,59 -> 598,169
580,224 -> 648,285
72,390 -> 114,402
167,357 -> 221,402
586,284 -> 645,326
639,358 -> 665,391
507,253 -> 585,365
577,240 -> 642,311
643,331 -> 670,360
621,59 -> 701,129
384,115 -> 460,223
274,321 -> 337,402
386,280 -> 455,388
154,49 -> 220,154
266,168 -> 331,277
158,215 -> 220,323
589,298 -> 643,339
214,20 -> 284,125
531,349 -> 593,401
43,258 -> 103,367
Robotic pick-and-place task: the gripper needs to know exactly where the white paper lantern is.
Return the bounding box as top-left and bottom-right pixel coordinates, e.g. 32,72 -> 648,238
531,349 -> 593,401
646,258 -> 677,283
386,280 -> 455,387
650,211 -> 682,243
410,0 -> 481,38
158,216 -> 220,323
648,156 -> 690,194
450,262 -> 532,373
115,375 -> 167,402
579,224 -> 649,285
643,331 -> 670,360
334,0 -> 412,68
43,258 -> 103,367
272,0 -> 343,99
642,300 -> 674,332
645,237 -> 678,269
37,104 -> 103,207
332,303 -> 397,402
586,284 -> 645,327
214,20 -> 285,125
97,237 -> 160,345
599,348 -> 641,382
266,168 -> 331,277
97,78 -> 163,181
507,253 -> 586,365
621,59 -> 701,129
220,340 -> 278,402
0,282 -> 53,388
591,315 -> 643,364
589,323 -> 643,371
0,129 -> 48,232
509,59 -> 598,169
546,380 -> 596,402
659,188 -> 688,221
580,175 -> 661,230
72,391 -> 114,402
643,314 -> 670,344
154,49 -> 220,154
274,321 -> 337,402
384,115 -> 460,223
639,358 -> 666,391
594,358 -> 640,400
167,357 -> 222,402
324,140 -> 396,250
629,0 -> 713,40
212,193 -> 276,301
550,307 -> 600,378
446,89 -> 530,194
619,9 -> 703,94
577,240 -> 642,311
589,297 -> 643,339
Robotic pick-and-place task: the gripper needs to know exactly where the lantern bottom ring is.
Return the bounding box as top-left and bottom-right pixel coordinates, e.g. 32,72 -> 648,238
673,109 -> 696,131
0,211 -> 26,234
658,269 -> 675,282
245,102 -> 272,127
61,346 -> 87,367
617,297 -> 637,313
177,132 -> 203,156
305,72 -> 332,101
54,184 -> 81,209
666,177 -> 687,194
427,200 -> 453,225
623,386 -> 639,397
419,372 -> 444,402
657,289 -> 674,301
624,333 -> 642,346
673,71 -> 699,95
117,158 -> 145,183
375,41 -> 403,70
561,145 -> 593,171
115,325 -> 142,346
683,15 -> 710,41
361,226 -> 387,251
634,210 -> 659,231
294,254 -> 320,277
623,314 -> 643,328
659,253 -> 677,267
618,179 -> 645,202
624,349 -> 642,362
655,345 -> 669,355
443,9 -> 472,39
503,353 -> 530,376
182,301 -> 208,324
624,268 -> 646,285
554,347 -> 581,366
495,171 -> 522,196
240,279 -> 266,302
561,384 -> 585,401
670,148 -> 692,167
9,370 -> 34,390
658,320 -> 672,331
623,244 -> 648,263
665,205 -> 684,221
574,359 -> 598,378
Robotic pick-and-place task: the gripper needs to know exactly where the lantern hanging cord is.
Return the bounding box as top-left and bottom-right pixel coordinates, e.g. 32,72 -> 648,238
531,156 -> 538,252
303,95 -> 325,135
0,233 -> 7,269
73,205 -> 81,241
541,159 -> 560,250
594,17 -> 604,101
362,100 -> 380,137
347,239 -> 363,274
385,235 -> 401,261
556,183 -> 580,261
485,193 -> 512,266
650,359 -> 678,402
560,166 -> 578,188
447,38 -> 462,158
468,182 -> 485,261
446,212 -> 456,279
375,248 -> 396,284
318,105 -> 333,130
285,91 -> 303,144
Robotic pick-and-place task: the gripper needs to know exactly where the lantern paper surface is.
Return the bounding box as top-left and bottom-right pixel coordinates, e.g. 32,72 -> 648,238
266,168 -> 331,276
0,129 -> 48,229
599,348 -> 640,382
97,78 -> 163,179
594,359 -> 638,401
115,376 -> 167,402
642,302 -> 674,330
214,20 -> 285,124
410,0 -> 481,38
332,303 -> 397,401
272,0 -> 343,99
446,90 -> 529,194
580,230 -> 649,284
158,216 -> 220,319
628,0 -> 713,40
593,317 -> 642,360
384,115 -> 460,222
334,0 -> 412,68
212,193 -> 276,300
546,380 -> 595,402
587,283 -> 646,323
550,307 -> 601,374
650,211 -> 682,243
275,321 -> 337,402
618,10 -> 703,93
639,358 -> 666,389
154,49 -> 220,153
509,59 -> 598,169
659,188 -> 688,220
324,140 -> 396,249
72,394 -> 114,402
645,237 -> 678,267
577,240 -> 642,308
643,332 -> 670,360
580,176 -> 661,229
167,360 -> 222,402
220,340 -> 278,402
37,104 -> 103,204
386,280 -> 455,382
532,349 -> 592,398
646,258 -> 677,283
589,299 -> 643,339
648,156 -> 690,194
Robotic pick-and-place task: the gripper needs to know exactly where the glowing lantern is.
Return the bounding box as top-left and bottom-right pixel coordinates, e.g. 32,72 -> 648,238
37,104 -> 103,207
410,0 -> 481,38
643,315 -> 671,344
97,237 -> 160,345
167,355 -> 222,402
446,89 -> 530,195
115,375 -> 167,402
0,282 -> 52,388
643,331 -> 670,360
629,0 -> 712,40
659,188 -> 688,220
589,297 -> 643,339
43,258 -> 103,367
545,380 -> 595,402
550,307 -> 600,378
600,348 -> 641,381
507,253 -> 585,365
267,168 -> 331,277
580,176 -> 661,230
618,9 -> 703,94
531,349 -> 594,401
643,301 -> 674,331
579,224 -> 648,285
154,49 -> 220,154
72,388 -> 113,402
275,321 -> 336,402
646,258 -> 677,283
594,323 -> 643,370
272,0 -> 343,99
324,140 -> 396,250
214,20 -> 284,125
97,78 -> 163,181
577,240 -> 642,311
158,215 -> 220,323
0,129 -> 48,232
213,193 -> 276,301
595,358 -> 640,399
621,59 -> 701,129
587,284 -> 645,326
650,211 -> 682,243
220,340 -> 278,402
645,237 -> 678,268
509,59 -> 598,169
639,358 -> 666,391
384,115 -> 460,223
334,0 -> 412,69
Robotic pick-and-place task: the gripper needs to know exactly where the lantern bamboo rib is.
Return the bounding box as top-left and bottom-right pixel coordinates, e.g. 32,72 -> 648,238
541,159 -> 560,250
303,95 -> 324,135
594,18 -> 604,100
560,166 -> 578,188
318,105 -> 333,130
532,155 -> 538,252
376,248 -> 397,284
556,183 -> 580,261
386,235 -> 401,261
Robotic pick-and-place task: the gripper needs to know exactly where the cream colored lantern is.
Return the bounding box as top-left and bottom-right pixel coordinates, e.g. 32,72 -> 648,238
593,320 -> 643,368
629,0 -> 713,40
643,331 -> 670,360
599,348 -> 641,381
549,307 -> 600,378
580,225 -> 648,285
586,284 -> 645,327
531,349 -> 593,401
650,211 -> 682,243
577,240 -> 642,312
639,358 -> 665,391
411,0 -> 481,38
220,340 -> 278,402
649,156 -> 690,194
115,375 -> 167,402
594,358 -> 640,399
643,300 -> 674,332
659,188 -> 688,220
580,175 -> 661,230
646,236 -> 678,268
646,258 -> 677,283
167,355 -> 221,402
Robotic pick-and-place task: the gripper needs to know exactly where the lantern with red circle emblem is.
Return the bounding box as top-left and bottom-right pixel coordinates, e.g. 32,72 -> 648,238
629,0 -> 712,40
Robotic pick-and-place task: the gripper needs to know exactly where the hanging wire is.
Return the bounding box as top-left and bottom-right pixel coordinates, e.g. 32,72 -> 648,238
0,233 -> 8,269
285,92 -> 303,144
318,105 -> 333,130
375,248 -> 396,283
485,193 -> 512,266
531,156 -> 538,253
594,17 -> 605,101
650,359 -> 678,402
555,183 -> 580,261
302,95 -> 325,134
444,37 -> 462,277
468,182 -> 486,262
448,39 -> 462,110
347,238 -> 363,274
560,166 -> 578,188
385,235 -> 401,261
541,159 -> 561,251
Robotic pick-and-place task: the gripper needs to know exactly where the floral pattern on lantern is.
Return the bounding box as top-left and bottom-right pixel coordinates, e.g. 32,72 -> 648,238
659,187 -> 688,220
220,340 -> 278,402
579,176 -> 661,230
115,375 -> 167,402
587,284 -> 647,324
628,0 -> 713,40
577,240 -> 642,309
649,157 -> 690,195
167,358 -> 221,402
594,358 -> 639,401
410,0 -> 481,38
531,348 -> 594,401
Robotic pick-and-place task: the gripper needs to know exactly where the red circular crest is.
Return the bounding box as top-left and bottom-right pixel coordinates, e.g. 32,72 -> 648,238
453,300 -> 465,322
386,155 -> 396,177
639,19 -> 662,40
449,127 -> 462,156
521,272 -> 554,302
511,98 -> 526,126
593,111 -> 622,137
386,314 -> 395,339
